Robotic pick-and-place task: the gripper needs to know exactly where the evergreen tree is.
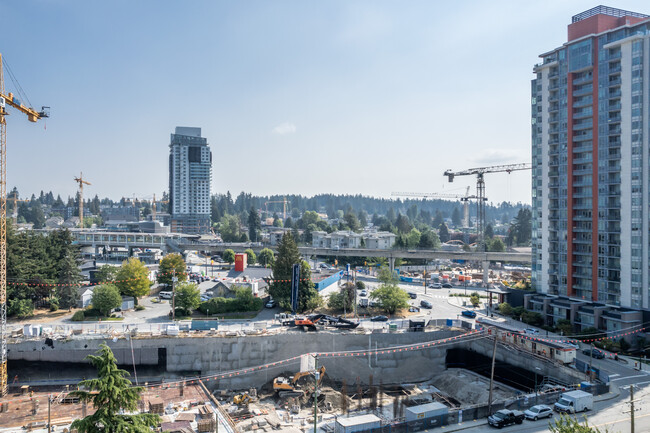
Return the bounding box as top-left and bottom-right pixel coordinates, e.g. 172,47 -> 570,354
438,223 -> 450,243
451,207 -> 462,227
71,343 -> 159,433
248,207 -> 261,242
269,233 -> 321,312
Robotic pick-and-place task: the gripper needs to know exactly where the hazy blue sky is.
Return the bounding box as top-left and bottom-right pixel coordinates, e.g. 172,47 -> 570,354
2,1 -> 648,205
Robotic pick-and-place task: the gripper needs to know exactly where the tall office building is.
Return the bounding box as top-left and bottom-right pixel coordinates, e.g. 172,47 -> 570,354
169,127 -> 212,234
530,6 -> 650,330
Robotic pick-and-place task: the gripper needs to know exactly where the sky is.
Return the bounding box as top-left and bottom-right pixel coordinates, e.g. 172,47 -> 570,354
2,1 -> 648,206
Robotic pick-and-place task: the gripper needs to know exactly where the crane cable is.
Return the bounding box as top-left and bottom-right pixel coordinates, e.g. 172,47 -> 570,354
2,58 -> 33,109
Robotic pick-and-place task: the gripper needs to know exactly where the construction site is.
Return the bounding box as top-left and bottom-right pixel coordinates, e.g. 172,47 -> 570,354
0,317 -> 596,433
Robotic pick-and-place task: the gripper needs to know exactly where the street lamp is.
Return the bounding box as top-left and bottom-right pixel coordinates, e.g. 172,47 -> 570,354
534,367 -> 542,398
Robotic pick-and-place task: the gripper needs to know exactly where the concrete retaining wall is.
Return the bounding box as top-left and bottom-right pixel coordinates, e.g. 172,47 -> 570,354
8,330 -> 584,391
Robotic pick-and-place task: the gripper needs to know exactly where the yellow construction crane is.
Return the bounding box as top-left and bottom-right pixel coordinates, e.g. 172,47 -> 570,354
74,173 -> 91,228
443,163 -> 531,250
151,193 -> 168,221
265,197 -> 289,220
8,193 -> 29,225
0,53 -> 49,396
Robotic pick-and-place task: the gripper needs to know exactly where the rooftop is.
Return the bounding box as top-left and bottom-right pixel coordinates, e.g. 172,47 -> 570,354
572,5 -> 649,23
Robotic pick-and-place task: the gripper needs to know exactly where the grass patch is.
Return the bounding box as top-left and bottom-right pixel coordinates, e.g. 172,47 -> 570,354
448,293 -> 489,298
83,316 -> 124,322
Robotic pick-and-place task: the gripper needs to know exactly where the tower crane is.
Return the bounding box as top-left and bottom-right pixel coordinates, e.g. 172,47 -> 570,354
443,163 -> 532,250
9,193 -> 29,225
0,53 -> 49,396
392,186 -> 481,229
265,197 -> 289,220
151,193 -> 168,221
74,173 -> 91,228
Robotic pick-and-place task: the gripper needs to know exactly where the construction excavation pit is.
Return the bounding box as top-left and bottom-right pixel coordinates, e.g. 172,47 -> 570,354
215,367 -> 519,432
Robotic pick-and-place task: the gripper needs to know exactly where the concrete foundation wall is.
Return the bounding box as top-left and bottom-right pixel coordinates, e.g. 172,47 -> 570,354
8,330 -> 584,390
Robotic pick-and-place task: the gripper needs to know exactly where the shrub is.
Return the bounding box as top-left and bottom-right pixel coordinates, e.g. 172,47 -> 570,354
49,297 -> 60,312
8,299 -> 34,319
135,305 -> 145,311
498,302 -> 512,316
71,310 -> 85,321
197,287 -> 264,314
356,281 -> 366,291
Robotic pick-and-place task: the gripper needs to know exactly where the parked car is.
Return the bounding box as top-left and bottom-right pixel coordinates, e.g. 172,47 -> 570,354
265,299 -> 277,309
420,300 -> 433,309
159,291 -> 173,300
582,348 -> 605,359
360,290 -> 368,297
430,283 -> 442,289
200,295 -> 211,302
524,328 -> 540,335
409,306 -> 420,313
461,310 -> 477,318
487,409 -> 524,428
408,292 -> 417,299
441,283 -> 453,288
370,315 -> 388,322
524,405 -> 553,421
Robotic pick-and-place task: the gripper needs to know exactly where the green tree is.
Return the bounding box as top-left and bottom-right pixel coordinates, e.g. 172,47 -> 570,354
555,319 -> 573,336
269,233 -> 321,312
92,284 -> 122,317
328,283 -> 355,311
485,223 -> 494,239
8,298 -> 33,318
487,237 -> 506,252
470,292 -> 480,308
418,230 -> 440,249
223,249 -> 236,264
95,265 -> 118,283
549,414 -> 607,433
432,210 -> 444,228
157,253 -> 187,286
258,248 -> 275,267
438,223 -> 450,243
498,302 -> 512,316
57,251 -> 82,309
510,208 -> 532,246
115,258 -> 150,304
343,211 -> 360,232
395,214 -> 412,234
378,266 -> 399,284
219,214 -> 242,242
70,343 -> 159,433
174,281 -> 200,315
451,207 -> 462,227
244,248 -> 257,265
370,283 -> 409,314
248,207 -> 261,242
406,228 -> 421,248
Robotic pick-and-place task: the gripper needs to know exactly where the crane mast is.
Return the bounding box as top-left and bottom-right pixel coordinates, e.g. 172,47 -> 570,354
74,173 -> 91,228
0,53 -> 48,396
443,163 -> 531,250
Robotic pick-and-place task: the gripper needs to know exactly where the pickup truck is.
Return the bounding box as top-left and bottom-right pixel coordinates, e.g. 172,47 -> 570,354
487,409 -> 525,428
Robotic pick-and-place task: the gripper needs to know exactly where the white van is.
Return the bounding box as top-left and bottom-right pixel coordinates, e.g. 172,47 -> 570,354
159,291 -> 173,300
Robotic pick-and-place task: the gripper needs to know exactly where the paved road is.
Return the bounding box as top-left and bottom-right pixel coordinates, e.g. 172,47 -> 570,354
435,384 -> 650,433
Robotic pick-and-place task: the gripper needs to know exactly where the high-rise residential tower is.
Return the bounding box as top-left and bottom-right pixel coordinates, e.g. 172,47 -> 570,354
530,6 -> 650,330
169,127 -> 212,234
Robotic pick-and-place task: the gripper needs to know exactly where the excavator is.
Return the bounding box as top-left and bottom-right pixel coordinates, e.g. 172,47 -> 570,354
282,314 -> 360,331
233,393 -> 251,406
273,366 -> 326,398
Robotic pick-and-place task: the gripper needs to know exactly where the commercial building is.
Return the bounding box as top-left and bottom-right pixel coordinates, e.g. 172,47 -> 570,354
168,127 -> 212,234
531,6 -> 650,329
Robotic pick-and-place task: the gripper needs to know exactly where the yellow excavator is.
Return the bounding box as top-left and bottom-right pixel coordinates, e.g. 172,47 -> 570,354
273,366 -> 326,398
233,393 -> 251,406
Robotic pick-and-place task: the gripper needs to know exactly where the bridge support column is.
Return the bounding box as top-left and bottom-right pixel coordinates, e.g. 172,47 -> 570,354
483,260 -> 490,287
389,257 -> 396,275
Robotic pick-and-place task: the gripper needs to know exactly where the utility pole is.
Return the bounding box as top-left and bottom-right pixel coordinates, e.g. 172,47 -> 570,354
313,355 -> 319,433
589,343 -> 594,382
631,385 -> 635,433
624,385 -> 640,433
171,269 -> 178,321
487,335 -> 498,414
47,394 -> 51,433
